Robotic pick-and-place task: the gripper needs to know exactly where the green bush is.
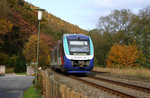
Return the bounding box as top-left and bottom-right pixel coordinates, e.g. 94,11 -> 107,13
0,52 -> 8,65
142,61 -> 150,69
7,55 -> 17,67
14,55 -> 26,73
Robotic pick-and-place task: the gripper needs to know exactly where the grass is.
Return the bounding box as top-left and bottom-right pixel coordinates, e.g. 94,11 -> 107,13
15,72 -> 26,75
93,67 -> 150,80
6,67 -> 26,75
24,85 -> 41,98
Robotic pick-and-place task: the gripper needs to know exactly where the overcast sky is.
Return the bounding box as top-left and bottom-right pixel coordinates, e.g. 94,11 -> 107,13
25,0 -> 150,30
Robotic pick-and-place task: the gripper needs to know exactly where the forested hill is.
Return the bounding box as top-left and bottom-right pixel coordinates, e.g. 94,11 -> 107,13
0,0 -> 87,54
0,0 -> 87,68
29,2 -> 88,38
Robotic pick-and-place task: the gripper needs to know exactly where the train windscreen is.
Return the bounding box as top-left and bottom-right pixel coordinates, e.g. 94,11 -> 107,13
68,40 -> 90,55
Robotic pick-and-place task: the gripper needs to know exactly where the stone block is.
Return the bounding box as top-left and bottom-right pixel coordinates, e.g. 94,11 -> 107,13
26,66 -> 35,76
0,65 -> 5,76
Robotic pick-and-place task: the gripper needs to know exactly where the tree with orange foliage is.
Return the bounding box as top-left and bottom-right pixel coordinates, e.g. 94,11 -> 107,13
23,35 -> 50,68
40,33 -> 56,52
0,19 -> 13,45
106,41 -> 145,68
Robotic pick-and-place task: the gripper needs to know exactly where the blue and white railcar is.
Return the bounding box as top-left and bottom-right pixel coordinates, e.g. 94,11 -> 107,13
50,34 -> 94,73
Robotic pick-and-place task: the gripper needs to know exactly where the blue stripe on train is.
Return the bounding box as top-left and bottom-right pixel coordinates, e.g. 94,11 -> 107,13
63,36 -> 70,55
89,37 -> 94,55
63,55 -> 72,70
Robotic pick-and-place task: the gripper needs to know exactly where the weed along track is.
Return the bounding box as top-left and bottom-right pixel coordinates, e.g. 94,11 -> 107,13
88,75 -> 150,93
69,75 -> 135,98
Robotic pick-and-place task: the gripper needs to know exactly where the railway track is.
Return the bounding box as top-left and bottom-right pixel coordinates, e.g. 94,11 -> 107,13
51,69 -> 150,97
69,75 -> 135,98
88,75 -> 150,93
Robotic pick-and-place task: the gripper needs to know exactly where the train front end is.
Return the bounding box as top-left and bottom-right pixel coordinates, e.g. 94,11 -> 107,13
63,34 -> 94,73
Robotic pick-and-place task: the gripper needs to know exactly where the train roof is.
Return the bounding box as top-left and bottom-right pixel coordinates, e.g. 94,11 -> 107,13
63,34 -> 89,39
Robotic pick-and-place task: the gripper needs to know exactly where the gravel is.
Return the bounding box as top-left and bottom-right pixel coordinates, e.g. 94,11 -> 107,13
91,72 -> 150,89
82,77 -> 150,98
46,69 -> 120,98
46,69 -> 150,98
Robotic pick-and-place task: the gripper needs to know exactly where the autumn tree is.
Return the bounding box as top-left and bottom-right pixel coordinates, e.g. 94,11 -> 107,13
98,9 -> 133,44
0,0 -> 88,68
106,42 -> 145,68
89,28 -> 115,66
0,19 -> 13,46
23,35 -> 50,68
0,0 -> 12,19
89,29 -> 102,65
130,6 -> 150,65
40,33 -> 56,52
4,10 -> 36,56
96,8 -> 150,67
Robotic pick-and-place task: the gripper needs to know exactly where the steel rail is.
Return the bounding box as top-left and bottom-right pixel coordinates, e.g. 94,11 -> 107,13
70,76 -> 135,98
90,72 -> 150,93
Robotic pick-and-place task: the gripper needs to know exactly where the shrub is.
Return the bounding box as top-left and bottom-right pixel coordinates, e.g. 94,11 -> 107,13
23,35 -> 50,69
7,55 -> 17,67
14,55 -> 26,73
106,42 -> 145,68
0,52 -> 8,65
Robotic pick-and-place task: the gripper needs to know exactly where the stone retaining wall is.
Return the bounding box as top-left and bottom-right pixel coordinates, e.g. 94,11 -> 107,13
26,66 -> 35,76
41,70 -> 87,98
0,65 -> 5,75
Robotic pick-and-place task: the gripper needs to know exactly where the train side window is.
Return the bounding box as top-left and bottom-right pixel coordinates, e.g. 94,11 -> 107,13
58,45 -> 60,57
52,51 -> 54,63
53,49 -> 54,62
57,47 -> 59,58
55,48 -> 57,62
58,42 -> 62,57
61,42 -> 64,56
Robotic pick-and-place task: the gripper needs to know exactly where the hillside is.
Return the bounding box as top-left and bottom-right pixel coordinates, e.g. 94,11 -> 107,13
0,0 -> 88,52
29,2 -> 87,39
0,0 -> 88,67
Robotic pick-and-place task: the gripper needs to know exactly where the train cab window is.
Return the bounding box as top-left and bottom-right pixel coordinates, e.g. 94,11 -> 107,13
68,40 -> 90,55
